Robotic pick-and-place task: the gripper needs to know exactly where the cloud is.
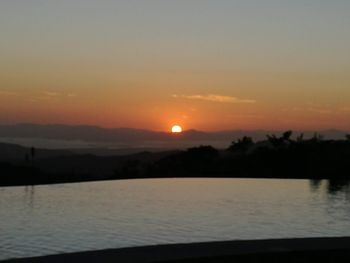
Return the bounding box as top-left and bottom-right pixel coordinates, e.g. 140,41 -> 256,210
340,107 -> 350,112
308,107 -> 332,115
45,91 -> 60,97
287,106 -> 333,115
44,91 -> 77,98
0,90 -> 77,101
0,90 -> 17,96
172,94 -> 256,104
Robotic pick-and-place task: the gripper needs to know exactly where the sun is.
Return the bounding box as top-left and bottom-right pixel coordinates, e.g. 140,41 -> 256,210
171,125 -> 183,133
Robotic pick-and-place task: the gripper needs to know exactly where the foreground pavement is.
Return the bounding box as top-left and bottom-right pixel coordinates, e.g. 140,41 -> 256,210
3,237 -> 350,263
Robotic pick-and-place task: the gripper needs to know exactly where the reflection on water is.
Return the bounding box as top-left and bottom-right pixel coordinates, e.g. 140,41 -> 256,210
327,180 -> 350,196
1,178 -> 350,260
24,186 -> 35,208
310,179 -> 350,198
309,179 -> 323,192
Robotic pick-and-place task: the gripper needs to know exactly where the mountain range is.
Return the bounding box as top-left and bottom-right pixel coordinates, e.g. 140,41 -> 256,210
0,123 -> 349,149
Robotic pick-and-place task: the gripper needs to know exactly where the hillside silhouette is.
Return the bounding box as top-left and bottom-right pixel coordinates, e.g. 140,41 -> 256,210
1,131 -> 350,186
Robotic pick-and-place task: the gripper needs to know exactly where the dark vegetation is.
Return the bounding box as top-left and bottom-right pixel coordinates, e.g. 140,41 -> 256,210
1,131 -> 350,186
117,131 -> 350,180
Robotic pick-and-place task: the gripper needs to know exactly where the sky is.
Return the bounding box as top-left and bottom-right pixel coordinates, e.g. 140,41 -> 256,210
0,0 -> 350,131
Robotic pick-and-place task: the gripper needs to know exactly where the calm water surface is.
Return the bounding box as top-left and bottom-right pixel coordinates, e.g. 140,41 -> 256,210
1,178 -> 350,260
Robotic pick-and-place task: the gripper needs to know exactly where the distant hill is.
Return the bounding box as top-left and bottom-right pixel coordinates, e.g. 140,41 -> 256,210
0,124 -> 348,149
0,123 -> 241,142
0,142 -> 73,161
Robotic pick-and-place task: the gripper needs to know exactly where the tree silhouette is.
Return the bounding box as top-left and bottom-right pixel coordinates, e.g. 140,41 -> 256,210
186,145 -> 219,159
282,130 -> 293,141
266,134 -> 279,147
266,131 -> 293,148
296,133 -> 304,142
228,136 -> 254,153
311,133 -> 324,142
30,147 -> 36,160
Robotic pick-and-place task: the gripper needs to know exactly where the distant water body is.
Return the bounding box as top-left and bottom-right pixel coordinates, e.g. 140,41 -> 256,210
1,178 -> 350,260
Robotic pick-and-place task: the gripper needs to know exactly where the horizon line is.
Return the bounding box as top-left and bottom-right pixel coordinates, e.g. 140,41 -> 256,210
0,122 -> 349,133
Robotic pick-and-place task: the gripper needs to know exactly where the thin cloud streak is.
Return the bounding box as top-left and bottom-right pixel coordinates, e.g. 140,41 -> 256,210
0,90 -> 18,96
340,107 -> 350,113
172,94 -> 256,104
45,92 -> 60,97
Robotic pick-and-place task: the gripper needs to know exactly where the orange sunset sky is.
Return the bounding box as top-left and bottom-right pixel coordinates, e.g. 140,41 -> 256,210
0,1 -> 350,131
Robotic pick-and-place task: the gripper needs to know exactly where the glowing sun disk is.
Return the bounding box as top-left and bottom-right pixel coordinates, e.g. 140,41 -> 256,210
171,125 -> 183,133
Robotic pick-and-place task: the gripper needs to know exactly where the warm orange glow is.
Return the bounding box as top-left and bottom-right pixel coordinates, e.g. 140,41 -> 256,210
171,125 -> 183,133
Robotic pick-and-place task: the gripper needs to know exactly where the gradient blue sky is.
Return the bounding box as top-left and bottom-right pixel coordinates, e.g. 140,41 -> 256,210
1,0 -> 349,131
